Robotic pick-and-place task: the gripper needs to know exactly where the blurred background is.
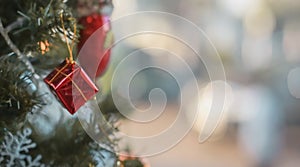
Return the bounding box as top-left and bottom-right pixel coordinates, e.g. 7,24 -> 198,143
105,0 -> 300,166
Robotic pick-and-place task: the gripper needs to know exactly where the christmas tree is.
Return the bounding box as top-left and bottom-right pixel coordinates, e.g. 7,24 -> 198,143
0,0 -> 146,166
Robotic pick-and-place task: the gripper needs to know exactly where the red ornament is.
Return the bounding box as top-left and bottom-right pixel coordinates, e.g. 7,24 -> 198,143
44,59 -> 98,115
78,13 -> 113,78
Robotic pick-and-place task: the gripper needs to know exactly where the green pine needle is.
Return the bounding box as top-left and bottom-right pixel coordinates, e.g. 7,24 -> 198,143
0,54 -> 42,128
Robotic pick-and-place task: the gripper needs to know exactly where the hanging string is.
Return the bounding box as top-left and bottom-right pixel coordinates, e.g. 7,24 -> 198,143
60,12 -> 76,63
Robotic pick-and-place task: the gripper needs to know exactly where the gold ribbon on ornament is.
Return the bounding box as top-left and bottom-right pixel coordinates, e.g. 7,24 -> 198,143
48,13 -> 88,101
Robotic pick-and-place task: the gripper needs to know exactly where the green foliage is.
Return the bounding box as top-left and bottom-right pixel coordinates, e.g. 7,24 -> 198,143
30,119 -> 94,166
0,55 -> 41,129
28,118 -> 117,166
0,0 -> 78,58
0,1 -> 139,166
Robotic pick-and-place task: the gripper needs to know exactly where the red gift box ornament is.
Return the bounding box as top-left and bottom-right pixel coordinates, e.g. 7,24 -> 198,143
44,13 -> 98,115
44,59 -> 98,114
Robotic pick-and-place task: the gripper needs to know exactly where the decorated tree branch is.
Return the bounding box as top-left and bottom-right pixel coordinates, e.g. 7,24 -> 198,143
0,0 -> 148,166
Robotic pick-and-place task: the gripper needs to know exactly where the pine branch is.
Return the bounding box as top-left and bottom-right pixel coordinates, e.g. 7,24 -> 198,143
5,17 -> 26,33
0,128 -> 44,167
0,55 -> 42,129
0,19 -> 34,73
0,0 -> 78,59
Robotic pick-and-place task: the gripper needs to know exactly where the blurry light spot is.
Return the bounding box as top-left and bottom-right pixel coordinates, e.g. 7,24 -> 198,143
206,19 -> 237,57
120,18 -> 174,51
184,81 -> 234,140
244,4 -> 275,37
230,85 -> 268,122
287,67 -> 300,98
218,0 -> 260,18
242,37 -> 273,71
111,0 -> 138,18
283,22 -> 300,62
